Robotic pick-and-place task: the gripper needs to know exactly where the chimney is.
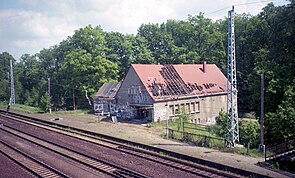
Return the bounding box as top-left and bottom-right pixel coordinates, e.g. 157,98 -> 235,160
203,61 -> 206,73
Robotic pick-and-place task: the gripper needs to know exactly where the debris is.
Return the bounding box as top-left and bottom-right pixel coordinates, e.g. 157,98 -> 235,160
51,117 -> 63,121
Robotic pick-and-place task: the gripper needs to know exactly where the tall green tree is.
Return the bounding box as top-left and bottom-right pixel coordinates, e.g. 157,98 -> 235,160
137,23 -> 176,64
59,25 -> 119,108
16,54 -> 46,106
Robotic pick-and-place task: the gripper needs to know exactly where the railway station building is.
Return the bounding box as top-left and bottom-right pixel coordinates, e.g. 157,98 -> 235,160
114,62 -> 228,124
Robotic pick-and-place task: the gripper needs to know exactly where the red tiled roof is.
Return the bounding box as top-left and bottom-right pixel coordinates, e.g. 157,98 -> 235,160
132,63 -> 227,100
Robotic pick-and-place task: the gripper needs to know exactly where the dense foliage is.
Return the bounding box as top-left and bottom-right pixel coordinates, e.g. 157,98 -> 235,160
0,2 -> 294,144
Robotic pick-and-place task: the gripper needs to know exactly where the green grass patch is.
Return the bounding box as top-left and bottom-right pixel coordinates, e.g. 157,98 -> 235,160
147,119 -> 221,138
222,146 -> 264,157
52,109 -> 89,114
147,119 -> 264,157
0,102 -> 90,115
8,104 -> 42,114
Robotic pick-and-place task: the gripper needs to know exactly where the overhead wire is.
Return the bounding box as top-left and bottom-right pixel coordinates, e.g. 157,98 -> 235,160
205,0 -> 284,16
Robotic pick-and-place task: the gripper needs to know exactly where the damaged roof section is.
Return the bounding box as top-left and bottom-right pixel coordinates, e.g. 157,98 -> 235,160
132,63 -> 227,100
94,82 -> 121,100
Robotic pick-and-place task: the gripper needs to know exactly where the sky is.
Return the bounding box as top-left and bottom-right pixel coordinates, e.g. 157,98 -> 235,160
0,0 -> 289,59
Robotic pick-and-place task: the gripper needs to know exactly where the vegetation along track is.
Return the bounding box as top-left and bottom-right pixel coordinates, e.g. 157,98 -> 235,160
0,111 -> 269,177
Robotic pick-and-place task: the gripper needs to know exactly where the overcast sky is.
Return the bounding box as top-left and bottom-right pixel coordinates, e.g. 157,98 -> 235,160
0,0 -> 288,59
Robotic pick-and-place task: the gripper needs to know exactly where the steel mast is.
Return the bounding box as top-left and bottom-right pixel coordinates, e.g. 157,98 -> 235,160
10,59 -> 15,105
226,6 -> 239,146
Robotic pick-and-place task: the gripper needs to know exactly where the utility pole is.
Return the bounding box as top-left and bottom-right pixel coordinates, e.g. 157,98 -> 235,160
10,59 -> 15,105
73,87 -> 76,110
258,73 -> 265,153
48,78 -> 51,114
226,6 -> 239,147
165,103 -> 169,139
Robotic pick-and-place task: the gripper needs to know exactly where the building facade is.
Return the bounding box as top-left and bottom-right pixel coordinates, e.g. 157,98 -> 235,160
115,63 -> 228,124
93,82 -> 121,115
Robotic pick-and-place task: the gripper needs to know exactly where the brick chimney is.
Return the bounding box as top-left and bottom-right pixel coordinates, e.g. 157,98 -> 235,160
203,61 -> 206,73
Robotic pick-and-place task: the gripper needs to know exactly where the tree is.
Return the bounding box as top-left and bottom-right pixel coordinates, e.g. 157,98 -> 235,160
61,48 -> 118,108
39,92 -> 52,112
239,120 -> 260,148
265,86 -> 295,143
210,109 -> 227,137
69,25 -> 106,55
16,54 -> 44,107
137,23 -> 176,64
187,13 -> 226,65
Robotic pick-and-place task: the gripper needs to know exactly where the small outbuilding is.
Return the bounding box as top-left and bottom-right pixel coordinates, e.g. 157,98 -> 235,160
93,82 -> 121,115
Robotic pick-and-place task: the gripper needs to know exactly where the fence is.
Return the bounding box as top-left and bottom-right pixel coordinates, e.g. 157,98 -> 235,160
265,135 -> 295,161
182,122 -> 209,132
168,128 -> 225,148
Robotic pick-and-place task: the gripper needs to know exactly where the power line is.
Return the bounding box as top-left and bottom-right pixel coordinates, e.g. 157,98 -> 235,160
206,7 -> 230,16
19,76 -> 84,92
205,0 -> 283,16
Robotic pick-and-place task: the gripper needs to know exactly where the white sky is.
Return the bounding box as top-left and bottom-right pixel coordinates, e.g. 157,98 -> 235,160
0,0 -> 289,59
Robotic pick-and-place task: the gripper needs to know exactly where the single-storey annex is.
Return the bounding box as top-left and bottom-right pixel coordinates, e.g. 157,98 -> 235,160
93,82 -> 121,115
115,62 -> 228,124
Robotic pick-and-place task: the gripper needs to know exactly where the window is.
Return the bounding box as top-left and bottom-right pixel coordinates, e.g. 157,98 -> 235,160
175,104 -> 179,115
169,105 -> 174,116
195,102 -> 200,112
185,103 -> 190,113
180,104 -> 185,111
191,102 -> 195,113
190,102 -> 200,113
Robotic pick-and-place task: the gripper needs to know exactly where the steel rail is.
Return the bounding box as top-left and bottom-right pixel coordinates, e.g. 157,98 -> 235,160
0,125 -> 148,178
0,110 -> 270,178
1,113 -> 236,178
0,140 -> 69,178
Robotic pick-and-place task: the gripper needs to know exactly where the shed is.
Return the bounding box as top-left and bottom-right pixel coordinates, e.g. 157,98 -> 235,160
93,82 -> 121,115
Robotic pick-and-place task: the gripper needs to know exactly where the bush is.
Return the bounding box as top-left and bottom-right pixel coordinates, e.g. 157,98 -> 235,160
242,112 -> 256,119
239,119 -> 260,149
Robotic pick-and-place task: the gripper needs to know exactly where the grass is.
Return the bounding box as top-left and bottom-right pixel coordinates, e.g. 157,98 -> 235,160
0,102 -> 90,115
147,119 -> 264,158
0,103 -> 42,114
149,119 -> 221,138
231,147 -> 264,157
52,109 -> 89,114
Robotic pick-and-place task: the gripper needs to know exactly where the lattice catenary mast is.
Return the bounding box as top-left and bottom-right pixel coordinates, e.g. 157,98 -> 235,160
226,6 -> 239,146
10,59 -> 16,105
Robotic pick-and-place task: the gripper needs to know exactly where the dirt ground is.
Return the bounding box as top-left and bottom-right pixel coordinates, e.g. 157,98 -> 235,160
21,112 -> 292,178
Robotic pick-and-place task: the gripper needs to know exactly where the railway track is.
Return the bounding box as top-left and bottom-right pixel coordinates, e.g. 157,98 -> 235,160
0,123 -> 148,178
0,111 -> 268,177
0,140 -> 68,178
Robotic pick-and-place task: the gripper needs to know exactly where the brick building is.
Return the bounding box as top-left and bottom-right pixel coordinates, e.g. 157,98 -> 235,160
115,62 -> 228,124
